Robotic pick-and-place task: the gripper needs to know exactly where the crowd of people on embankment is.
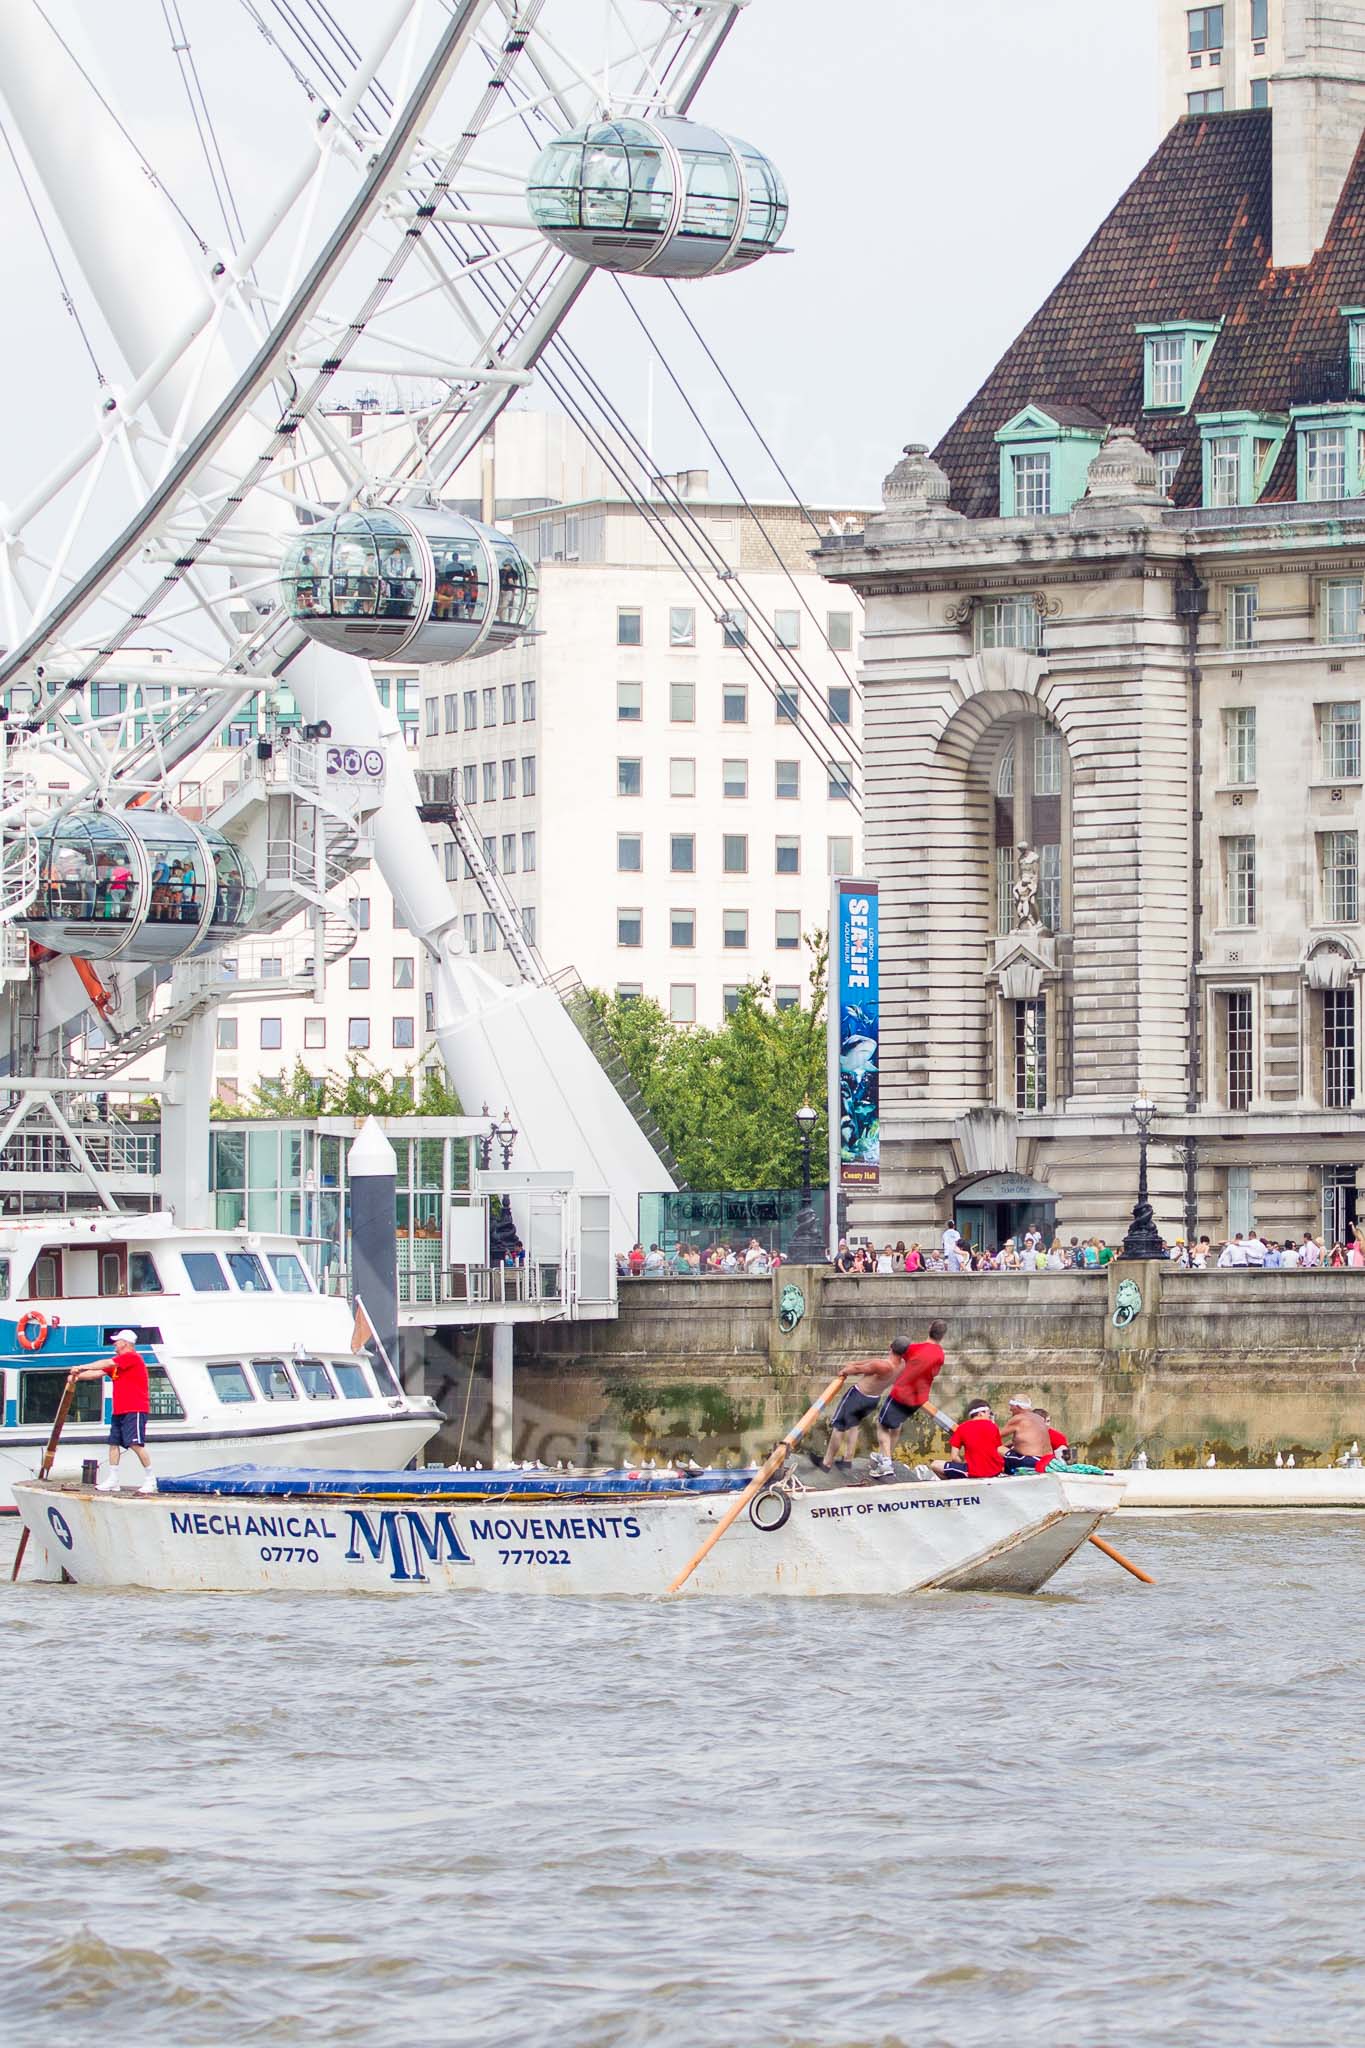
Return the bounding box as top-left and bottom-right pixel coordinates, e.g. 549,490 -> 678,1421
617,1221 -> 1365,1277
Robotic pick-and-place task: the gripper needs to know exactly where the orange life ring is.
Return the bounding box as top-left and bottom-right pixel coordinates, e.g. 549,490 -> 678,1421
16,1310 -> 49,1351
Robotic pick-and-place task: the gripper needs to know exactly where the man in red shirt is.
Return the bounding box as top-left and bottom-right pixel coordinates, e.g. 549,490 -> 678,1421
808,1338 -> 909,1475
872,1321 -> 947,1476
933,1400 -> 1005,1480
69,1330 -> 156,1493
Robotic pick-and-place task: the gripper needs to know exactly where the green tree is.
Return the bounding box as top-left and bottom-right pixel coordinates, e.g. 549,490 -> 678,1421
588,931 -> 829,1190
210,1054 -> 463,1121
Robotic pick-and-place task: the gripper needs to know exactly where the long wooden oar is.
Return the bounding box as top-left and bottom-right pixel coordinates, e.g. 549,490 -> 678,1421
11,1375 -> 77,1582
1088,1532 -> 1155,1584
666,1374 -> 845,1596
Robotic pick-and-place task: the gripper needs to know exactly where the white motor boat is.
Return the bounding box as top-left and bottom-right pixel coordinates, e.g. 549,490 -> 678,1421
0,1213 -> 441,1513
12,1463 -> 1127,1597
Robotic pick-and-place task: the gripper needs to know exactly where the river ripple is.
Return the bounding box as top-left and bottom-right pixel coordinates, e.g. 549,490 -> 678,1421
3,1515 -> 1365,2047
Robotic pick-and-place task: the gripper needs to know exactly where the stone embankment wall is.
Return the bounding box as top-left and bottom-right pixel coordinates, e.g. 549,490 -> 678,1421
444,1261 -> 1365,1469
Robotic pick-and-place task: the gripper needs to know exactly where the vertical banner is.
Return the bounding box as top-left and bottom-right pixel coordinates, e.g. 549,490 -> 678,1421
828,879 -> 880,1192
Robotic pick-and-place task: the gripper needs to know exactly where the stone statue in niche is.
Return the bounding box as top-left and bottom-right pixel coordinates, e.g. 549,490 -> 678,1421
1013,842 -> 1042,932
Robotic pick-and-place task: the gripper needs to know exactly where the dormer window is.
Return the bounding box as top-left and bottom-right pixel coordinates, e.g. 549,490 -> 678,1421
1292,405 -> 1365,501
1197,411 -> 1286,507
1138,321 -> 1222,413
1340,309 -> 1365,395
995,404 -> 1105,518
1012,452 -> 1052,516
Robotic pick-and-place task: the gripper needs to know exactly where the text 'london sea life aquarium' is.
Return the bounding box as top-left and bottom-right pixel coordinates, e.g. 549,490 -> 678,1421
832,881 -> 879,1188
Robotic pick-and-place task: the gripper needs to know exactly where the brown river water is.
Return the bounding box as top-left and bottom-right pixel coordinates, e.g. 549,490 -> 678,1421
3,1514 -> 1365,2047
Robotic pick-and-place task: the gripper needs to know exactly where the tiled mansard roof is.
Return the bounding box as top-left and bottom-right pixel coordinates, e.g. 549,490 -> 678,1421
932,109 -> 1365,517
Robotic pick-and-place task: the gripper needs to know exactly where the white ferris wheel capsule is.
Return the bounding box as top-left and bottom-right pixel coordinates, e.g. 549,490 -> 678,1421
526,116 -> 788,279
27,810 -> 256,964
279,508 -> 538,666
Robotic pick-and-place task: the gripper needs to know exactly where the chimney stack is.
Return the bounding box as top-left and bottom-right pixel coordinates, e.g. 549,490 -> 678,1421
1273,1 -> 1365,266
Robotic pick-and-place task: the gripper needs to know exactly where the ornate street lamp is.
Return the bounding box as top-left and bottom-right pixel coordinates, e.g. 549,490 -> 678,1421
475,1100 -> 495,1173
1119,1095 -> 1165,1261
789,1100 -> 825,1262
495,1109 -> 518,1171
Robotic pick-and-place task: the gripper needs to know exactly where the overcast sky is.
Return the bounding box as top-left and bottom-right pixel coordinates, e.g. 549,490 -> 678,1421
562,0 -> 1158,505
7,0 -> 1158,531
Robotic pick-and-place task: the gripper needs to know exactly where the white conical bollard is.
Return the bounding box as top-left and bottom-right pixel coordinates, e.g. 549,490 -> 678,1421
1205,1453 -> 1217,1468
1286,1452 -> 1296,1468
1275,1451 -> 1284,1468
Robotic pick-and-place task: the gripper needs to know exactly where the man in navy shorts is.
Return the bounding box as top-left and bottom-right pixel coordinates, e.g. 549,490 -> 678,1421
872,1321 -> 948,1477
809,1339 -> 909,1474
69,1329 -> 156,1493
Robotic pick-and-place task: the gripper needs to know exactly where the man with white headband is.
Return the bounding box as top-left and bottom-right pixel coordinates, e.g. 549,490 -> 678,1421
999,1395 -> 1053,1473
68,1329 -> 157,1493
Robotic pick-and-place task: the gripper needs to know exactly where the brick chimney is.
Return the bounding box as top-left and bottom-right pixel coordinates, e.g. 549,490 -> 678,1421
1274,1 -> 1365,265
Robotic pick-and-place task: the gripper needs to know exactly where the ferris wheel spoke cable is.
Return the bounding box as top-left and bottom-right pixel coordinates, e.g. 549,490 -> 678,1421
159,0 -> 249,254
0,115 -> 106,391
625,277 -> 862,696
32,0 -> 213,256
530,328 -> 861,810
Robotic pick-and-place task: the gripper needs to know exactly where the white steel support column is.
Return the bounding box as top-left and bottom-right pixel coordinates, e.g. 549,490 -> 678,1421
160,1007 -> 216,1227
491,1320 -> 514,1468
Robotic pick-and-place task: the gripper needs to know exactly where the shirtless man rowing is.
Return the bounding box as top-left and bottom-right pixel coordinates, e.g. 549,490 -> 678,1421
999,1395 -> 1054,1472
809,1338 -> 909,1474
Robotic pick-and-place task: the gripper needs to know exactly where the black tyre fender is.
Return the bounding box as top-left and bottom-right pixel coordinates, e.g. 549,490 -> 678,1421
748,1487 -> 792,1533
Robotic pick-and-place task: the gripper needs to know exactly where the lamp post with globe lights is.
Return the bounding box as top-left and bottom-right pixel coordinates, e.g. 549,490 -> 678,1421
1119,1095 -> 1165,1261
789,1101 -> 826,1262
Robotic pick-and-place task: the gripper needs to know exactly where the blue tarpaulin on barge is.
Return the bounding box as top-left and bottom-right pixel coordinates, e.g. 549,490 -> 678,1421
156,1466 -> 756,1500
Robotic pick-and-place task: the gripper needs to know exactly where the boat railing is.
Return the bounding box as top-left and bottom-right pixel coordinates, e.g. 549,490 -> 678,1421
323,1260 -> 566,1309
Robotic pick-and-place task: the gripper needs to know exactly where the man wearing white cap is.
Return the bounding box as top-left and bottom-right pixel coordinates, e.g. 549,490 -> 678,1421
999,1396 -> 1053,1473
68,1330 -> 156,1493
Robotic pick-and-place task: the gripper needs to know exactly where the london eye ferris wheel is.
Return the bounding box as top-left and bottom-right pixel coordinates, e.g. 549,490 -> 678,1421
0,0 -> 794,1234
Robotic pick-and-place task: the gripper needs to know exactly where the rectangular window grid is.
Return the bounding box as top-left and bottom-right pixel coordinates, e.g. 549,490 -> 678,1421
1209,435 -> 1241,506
1226,705 -> 1257,784
1014,998 -> 1047,1110
1305,429 -> 1348,502
1011,452 -> 1052,516
1325,989 -> 1356,1109
1039,843 -> 1062,932
1227,585 -> 1257,649
1324,701 -> 1362,779
1150,336 -> 1186,408
975,597 -> 1041,651
996,846 -> 1015,934
1225,836 -> 1256,926
1322,830 -> 1359,922
1226,989 -> 1253,1110
671,834 -> 695,873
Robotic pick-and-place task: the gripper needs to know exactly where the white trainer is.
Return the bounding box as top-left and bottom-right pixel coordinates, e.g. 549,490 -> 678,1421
136,1474 -> 157,1495
96,1469 -> 120,1492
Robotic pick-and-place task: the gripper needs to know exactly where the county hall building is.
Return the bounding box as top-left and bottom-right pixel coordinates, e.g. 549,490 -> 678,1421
821,6 -> 1365,1253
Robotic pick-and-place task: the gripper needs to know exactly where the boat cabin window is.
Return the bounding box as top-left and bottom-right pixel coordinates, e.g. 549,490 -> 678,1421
146,1366 -> 185,1419
31,1253 -> 60,1298
129,1253 -> 162,1294
368,1353 -> 403,1397
251,1359 -> 296,1401
208,1363 -> 255,1403
332,1362 -> 372,1400
267,1252 -> 311,1295
0,1258 -> 10,1300
295,1358 -> 336,1400
19,1370 -> 102,1426
183,1252 -> 228,1292
227,1251 -> 270,1293
99,1252 -> 123,1296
